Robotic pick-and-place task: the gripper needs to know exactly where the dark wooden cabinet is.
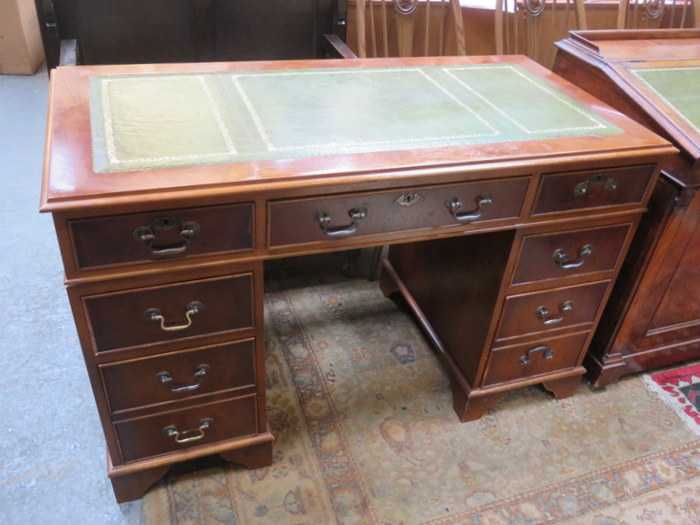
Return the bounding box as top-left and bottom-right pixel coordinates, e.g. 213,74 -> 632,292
35,0 -> 340,69
554,29 -> 700,386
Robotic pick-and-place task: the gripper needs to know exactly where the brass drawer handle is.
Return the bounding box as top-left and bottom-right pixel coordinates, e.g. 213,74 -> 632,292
162,418 -> 214,444
315,207 -> 368,237
133,216 -> 200,257
155,364 -> 211,393
535,301 -> 573,325
519,345 -> 554,365
145,301 -> 204,331
574,173 -> 618,196
446,194 -> 493,222
552,244 -> 592,269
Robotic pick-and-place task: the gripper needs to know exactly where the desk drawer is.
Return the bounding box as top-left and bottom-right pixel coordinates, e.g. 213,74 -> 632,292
534,165 -> 653,215
69,203 -> 253,270
84,273 -> 254,353
512,223 -> 631,285
100,339 -> 256,413
268,178 -> 529,247
483,332 -> 588,386
114,395 -> 257,463
495,281 -> 609,342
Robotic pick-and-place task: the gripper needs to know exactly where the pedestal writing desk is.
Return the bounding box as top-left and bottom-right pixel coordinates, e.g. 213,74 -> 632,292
555,29 -> 700,386
40,56 -> 673,501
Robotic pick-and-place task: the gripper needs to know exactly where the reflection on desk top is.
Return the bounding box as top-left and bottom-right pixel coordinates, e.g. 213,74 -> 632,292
41,55 -> 672,212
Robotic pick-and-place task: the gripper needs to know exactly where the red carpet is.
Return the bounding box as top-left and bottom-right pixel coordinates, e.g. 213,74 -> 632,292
645,362 -> 700,435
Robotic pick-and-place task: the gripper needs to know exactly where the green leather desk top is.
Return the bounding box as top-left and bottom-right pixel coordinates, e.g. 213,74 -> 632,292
629,65 -> 700,136
90,64 -> 622,173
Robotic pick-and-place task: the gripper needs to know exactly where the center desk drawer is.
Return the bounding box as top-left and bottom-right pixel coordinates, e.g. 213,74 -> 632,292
69,203 -> 253,271
268,178 -> 529,247
99,339 -> 256,413
84,273 -> 254,353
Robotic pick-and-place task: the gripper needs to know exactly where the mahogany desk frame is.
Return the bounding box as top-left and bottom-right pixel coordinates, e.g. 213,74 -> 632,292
40,55 -> 674,501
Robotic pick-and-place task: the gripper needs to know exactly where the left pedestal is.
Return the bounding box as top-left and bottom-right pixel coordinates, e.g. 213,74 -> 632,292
54,204 -> 272,502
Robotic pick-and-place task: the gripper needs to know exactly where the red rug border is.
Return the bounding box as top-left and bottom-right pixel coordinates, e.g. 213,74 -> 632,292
646,362 -> 700,427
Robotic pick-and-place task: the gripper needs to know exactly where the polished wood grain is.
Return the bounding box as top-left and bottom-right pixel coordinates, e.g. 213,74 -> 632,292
113,394 -> 258,463
99,339 -> 256,413
511,223 -> 632,285
495,280 -> 609,343
533,164 -> 654,215
84,273 -> 254,353
268,177 -> 529,247
41,55 -> 675,501
69,203 -> 253,272
483,331 -> 589,386
555,29 -> 700,386
387,231 -> 515,388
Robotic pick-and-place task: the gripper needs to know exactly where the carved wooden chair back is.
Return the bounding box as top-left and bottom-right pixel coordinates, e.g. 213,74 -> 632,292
354,0 -> 466,58
616,0 -> 700,29
495,0 -> 587,66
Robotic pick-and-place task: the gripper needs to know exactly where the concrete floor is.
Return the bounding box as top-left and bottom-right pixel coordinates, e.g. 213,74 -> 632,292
0,69 -> 144,523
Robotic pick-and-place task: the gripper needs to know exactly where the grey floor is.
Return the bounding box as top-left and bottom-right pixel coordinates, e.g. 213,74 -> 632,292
0,69 -> 144,523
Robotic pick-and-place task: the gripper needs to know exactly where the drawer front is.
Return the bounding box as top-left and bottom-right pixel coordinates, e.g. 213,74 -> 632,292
483,332 -> 588,386
69,203 -> 253,270
533,165 -> 653,215
84,273 -> 254,353
512,224 -> 631,285
268,178 -> 529,247
114,395 -> 257,463
496,281 -> 609,342
100,339 -> 256,413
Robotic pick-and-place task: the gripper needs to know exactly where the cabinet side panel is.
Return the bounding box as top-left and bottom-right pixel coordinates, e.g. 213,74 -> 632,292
387,231 -> 514,385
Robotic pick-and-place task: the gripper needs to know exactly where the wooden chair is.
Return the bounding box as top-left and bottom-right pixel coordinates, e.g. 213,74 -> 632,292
495,0 -> 587,68
326,0 -> 467,59
616,0 -> 700,29
35,0 -> 337,70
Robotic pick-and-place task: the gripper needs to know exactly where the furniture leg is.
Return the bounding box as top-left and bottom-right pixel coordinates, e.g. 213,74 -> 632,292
109,465 -> 169,503
342,249 -> 362,277
451,382 -> 508,422
584,351 -> 629,388
542,375 -> 582,399
378,262 -> 399,297
219,441 -> 273,469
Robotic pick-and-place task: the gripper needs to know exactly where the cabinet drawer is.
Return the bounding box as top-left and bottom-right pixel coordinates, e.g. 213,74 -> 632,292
69,203 -> 253,270
512,223 -> 631,285
496,281 -> 609,342
268,178 -> 529,247
84,273 -> 254,353
100,339 -> 256,413
483,332 -> 588,386
114,395 -> 257,463
533,165 -> 653,215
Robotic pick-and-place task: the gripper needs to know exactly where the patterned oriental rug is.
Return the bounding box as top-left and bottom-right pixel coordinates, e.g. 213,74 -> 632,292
143,256 -> 700,525
644,363 -> 700,437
